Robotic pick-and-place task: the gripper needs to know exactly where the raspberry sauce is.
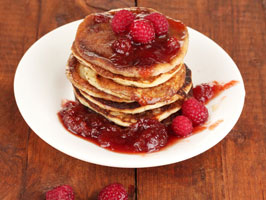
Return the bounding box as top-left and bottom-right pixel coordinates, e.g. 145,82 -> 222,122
58,80 -> 237,153
108,13 -> 185,69
108,10 -> 186,68
193,80 -> 238,104
77,9 -> 187,77
58,101 -> 170,153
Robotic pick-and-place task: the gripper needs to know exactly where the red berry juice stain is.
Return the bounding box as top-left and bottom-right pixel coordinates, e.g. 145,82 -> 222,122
193,80 -> 238,104
190,120 -> 224,135
192,125 -> 207,134
208,120 -> 224,130
58,101 -> 168,153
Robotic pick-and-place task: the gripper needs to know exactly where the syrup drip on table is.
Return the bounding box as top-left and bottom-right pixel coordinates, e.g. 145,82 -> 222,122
58,80 -> 238,153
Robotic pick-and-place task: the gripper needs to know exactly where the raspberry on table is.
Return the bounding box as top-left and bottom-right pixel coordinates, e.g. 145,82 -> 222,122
145,13 -> 169,35
112,38 -> 132,55
182,98 -> 209,126
46,185 -> 74,200
98,183 -> 128,200
129,19 -> 155,44
111,10 -> 135,33
166,37 -> 180,53
171,115 -> 193,137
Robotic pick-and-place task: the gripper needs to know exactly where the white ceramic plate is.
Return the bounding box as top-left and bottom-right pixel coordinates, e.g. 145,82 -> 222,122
14,20 -> 245,168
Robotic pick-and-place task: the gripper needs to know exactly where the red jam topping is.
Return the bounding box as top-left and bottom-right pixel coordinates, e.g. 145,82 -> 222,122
110,35 -> 181,67
111,38 -> 132,55
94,14 -> 111,24
58,101 -> 168,153
88,10 -> 186,68
58,80 -> 238,153
193,80 -> 238,104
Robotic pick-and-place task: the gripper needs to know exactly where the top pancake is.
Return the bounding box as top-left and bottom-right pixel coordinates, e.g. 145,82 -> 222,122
72,7 -> 189,78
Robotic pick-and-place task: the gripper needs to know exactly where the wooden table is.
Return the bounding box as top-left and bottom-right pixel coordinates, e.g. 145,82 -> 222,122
0,0 -> 265,199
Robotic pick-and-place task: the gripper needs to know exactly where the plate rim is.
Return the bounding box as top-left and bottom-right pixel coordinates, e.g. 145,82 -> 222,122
14,20 -> 245,168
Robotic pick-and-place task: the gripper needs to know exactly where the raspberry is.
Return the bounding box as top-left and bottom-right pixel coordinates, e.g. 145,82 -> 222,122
193,84 -> 214,103
145,13 -> 169,35
182,98 -> 209,126
112,38 -> 132,55
166,37 -> 180,53
131,118 -> 168,152
129,19 -> 155,44
98,183 -> 128,200
46,185 -> 74,200
111,10 -> 135,33
171,116 -> 193,137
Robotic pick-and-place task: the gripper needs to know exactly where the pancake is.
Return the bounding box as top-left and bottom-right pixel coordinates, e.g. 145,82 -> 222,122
79,67 -> 192,114
72,7 -> 189,78
66,8 -> 193,127
78,60 -> 187,105
75,54 -> 183,88
74,88 -> 183,127
66,55 -> 134,103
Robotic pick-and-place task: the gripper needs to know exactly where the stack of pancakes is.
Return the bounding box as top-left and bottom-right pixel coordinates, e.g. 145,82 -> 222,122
66,7 -> 192,127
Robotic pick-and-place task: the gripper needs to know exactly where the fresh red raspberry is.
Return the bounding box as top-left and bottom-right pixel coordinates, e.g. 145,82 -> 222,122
111,10 -> 135,33
144,13 -> 169,35
193,84 -> 214,103
46,185 -> 74,200
98,183 -> 128,200
166,37 -> 180,53
182,98 -> 209,126
112,38 -> 132,55
171,116 -> 193,137
131,118 -> 168,152
129,19 -> 155,44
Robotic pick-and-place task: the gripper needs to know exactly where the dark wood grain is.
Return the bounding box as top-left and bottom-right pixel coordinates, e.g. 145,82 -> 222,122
137,0 -> 266,199
21,133 -> 135,199
0,0 -> 265,199
0,1 -> 40,199
22,1 -> 136,199
0,1 -> 135,200
36,0 -> 135,37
